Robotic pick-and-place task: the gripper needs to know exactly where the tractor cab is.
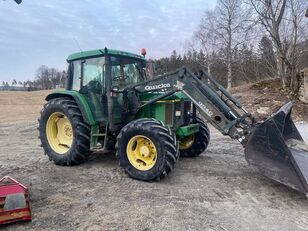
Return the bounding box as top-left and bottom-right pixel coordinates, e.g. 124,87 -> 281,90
65,48 -> 146,126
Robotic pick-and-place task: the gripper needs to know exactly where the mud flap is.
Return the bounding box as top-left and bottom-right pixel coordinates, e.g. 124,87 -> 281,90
245,102 -> 308,194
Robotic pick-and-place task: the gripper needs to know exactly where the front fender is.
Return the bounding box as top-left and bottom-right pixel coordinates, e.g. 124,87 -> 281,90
46,90 -> 96,125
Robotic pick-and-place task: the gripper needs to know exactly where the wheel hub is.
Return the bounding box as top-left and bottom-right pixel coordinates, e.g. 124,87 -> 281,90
179,134 -> 195,150
64,124 -> 72,137
46,112 -> 73,154
126,135 -> 157,171
140,146 -> 150,157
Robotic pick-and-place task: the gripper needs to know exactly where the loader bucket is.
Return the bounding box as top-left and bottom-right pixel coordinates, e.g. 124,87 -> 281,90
245,102 -> 308,194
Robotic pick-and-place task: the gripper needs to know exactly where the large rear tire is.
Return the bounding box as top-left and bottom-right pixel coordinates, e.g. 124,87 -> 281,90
179,117 -> 210,157
39,97 -> 91,165
116,118 -> 179,181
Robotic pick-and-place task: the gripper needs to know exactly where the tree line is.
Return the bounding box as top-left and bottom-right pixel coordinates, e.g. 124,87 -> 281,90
2,65 -> 66,90
155,0 -> 308,95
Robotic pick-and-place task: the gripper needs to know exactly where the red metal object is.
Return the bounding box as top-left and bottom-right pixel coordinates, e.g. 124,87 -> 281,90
0,176 -> 32,225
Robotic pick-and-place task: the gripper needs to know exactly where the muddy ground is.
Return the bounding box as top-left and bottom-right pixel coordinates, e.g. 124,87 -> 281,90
1,121 -> 308,231
0,89 -> 308,231
231,79 -> 308,122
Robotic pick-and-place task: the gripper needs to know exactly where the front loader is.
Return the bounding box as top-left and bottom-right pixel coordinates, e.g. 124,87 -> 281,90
39,48 -> 308,195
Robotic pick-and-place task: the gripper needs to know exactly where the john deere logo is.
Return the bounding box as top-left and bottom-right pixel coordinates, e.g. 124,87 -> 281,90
145,83 -> 171,91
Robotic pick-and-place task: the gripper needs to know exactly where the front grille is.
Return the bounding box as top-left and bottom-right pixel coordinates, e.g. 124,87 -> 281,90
165,103 -> 173,125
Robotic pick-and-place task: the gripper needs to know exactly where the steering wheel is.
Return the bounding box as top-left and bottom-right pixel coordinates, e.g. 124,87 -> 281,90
113,75 -> 129,81
87,80 -> 102,94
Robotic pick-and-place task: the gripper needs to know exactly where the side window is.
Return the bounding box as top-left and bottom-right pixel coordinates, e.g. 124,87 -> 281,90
83,57 -> 104,88
72,61 -> 81,91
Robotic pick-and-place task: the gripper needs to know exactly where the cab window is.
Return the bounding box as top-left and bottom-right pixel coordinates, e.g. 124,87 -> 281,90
72,60 -> 81,91
111,56 -> 145,89
71,57 -> 105,92
82,57 -> 105,90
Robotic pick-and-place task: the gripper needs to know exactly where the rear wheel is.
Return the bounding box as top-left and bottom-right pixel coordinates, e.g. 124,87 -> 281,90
39,97 -> 91,165
116,118 -> 179,181
179,117 -> 210,157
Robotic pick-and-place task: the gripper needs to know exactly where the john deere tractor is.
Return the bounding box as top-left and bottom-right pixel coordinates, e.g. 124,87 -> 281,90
39,48 -> 308,195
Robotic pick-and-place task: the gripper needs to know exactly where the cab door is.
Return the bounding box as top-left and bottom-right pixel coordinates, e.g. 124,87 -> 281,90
73,57 -> 107,123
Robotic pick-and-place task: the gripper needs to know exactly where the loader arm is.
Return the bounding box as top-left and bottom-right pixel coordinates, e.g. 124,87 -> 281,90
124,66 -> 308,195
131,66 -> 253,143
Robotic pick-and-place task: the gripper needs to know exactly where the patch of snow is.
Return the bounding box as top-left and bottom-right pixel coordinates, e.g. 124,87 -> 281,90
296,123 -> 308,143
257,107 -> 270,115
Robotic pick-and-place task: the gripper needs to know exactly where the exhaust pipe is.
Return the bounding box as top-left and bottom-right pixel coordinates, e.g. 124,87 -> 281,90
244,102 -> 308,195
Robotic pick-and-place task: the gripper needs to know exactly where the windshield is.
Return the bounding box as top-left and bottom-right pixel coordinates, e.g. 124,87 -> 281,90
111,56 -> 145,89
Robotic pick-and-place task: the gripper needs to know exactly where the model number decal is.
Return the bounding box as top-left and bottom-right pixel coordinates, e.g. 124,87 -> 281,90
198,101 -> 213,117
145,83 -> 171,91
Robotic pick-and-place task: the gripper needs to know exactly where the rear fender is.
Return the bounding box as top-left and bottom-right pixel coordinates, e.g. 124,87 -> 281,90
46,91 -> 100,149
45,90 -> 96,126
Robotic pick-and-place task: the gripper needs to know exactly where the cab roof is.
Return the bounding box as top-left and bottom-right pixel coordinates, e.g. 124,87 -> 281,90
67,48 -> 145,62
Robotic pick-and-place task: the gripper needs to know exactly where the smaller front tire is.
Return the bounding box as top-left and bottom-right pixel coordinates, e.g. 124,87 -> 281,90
116,118 -> 179,181
179,117 -> 210,157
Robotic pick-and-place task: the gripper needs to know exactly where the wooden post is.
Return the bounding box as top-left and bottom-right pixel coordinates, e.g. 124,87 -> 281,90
304,68 -> 308,103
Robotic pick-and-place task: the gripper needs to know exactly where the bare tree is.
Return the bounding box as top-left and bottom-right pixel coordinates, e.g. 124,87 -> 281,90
191,9 -> 219,75
36,65 -> 50,89
251,0 -> 307,94
285,0 -> 307,94
194,0 -> 253,89
49,67 -> 58,88
258,35 -> 277,78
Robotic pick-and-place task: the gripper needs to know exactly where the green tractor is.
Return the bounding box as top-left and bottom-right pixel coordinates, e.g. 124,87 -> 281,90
39,48 -> 308,195
39,48 -> 209,181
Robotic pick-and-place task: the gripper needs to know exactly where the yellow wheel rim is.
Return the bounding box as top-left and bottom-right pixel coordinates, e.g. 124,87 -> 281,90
179,134 -> 195,150
46,112 -> 73,154
126,135 -> 157,171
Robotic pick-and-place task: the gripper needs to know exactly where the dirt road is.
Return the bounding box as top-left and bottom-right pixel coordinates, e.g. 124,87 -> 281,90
1,121 -> 308,231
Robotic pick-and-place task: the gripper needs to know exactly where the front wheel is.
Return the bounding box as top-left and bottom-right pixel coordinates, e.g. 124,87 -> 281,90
179,117 -> 210,157
116,118 -> 179,181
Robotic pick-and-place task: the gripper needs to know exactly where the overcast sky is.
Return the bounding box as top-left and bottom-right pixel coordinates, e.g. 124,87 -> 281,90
0,0 -> 216,82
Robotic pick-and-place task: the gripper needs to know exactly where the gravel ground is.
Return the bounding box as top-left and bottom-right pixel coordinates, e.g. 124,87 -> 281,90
1,121 -> 308,231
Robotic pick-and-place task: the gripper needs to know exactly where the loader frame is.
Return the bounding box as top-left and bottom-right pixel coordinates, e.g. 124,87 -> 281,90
128,67 -> 254,143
